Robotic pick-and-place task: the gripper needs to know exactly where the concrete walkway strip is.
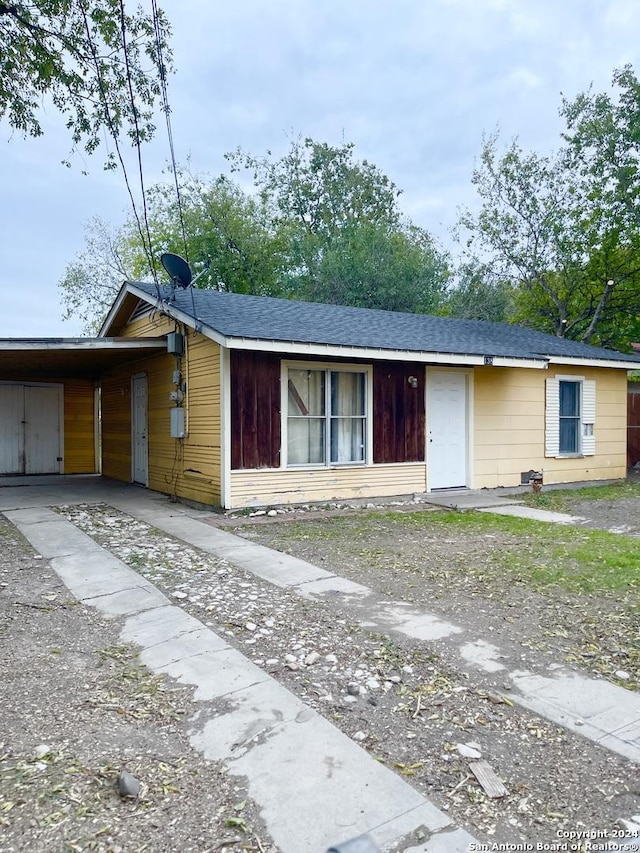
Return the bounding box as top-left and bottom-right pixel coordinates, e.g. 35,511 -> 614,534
7,504 -> 476,853
4,507 -> 170,616
117,502 -> 465,643
510,669 -> 640,760
188,677 -> 466,852
477,505 -> 585,524
3,480 -> 640,840
120,504 -> 335,587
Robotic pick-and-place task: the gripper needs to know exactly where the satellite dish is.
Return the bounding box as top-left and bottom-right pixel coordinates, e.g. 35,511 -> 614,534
160,253 -> 192,288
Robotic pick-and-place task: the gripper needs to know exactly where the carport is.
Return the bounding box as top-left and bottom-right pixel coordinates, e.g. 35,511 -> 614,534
0,338 -> 165,476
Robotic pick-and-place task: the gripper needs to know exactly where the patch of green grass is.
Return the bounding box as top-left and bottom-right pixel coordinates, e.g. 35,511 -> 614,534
244,509 -> 640,595
516,479 -> 640,511
393,510 -> 640,593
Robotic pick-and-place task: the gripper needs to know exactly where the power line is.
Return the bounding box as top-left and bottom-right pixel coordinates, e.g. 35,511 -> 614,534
118,0 -> 160,287
77,0 -> 161,301
151,0 -> 189,263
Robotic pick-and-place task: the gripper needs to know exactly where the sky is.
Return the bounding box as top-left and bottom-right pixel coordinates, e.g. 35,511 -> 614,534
1,0 -> 638,337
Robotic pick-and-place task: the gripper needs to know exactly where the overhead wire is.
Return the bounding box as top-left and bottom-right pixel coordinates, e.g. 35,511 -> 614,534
83,0 -> 192,309
151,0 -> 189,264
77,0 -> 161,302
117,0 -> 160,290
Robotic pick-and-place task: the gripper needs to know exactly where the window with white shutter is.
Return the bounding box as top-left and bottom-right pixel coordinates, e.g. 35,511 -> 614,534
545,376 -> 596,457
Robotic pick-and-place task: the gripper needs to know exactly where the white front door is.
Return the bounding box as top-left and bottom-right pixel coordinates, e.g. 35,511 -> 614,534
427,371 -> 468,489
0,384 -> 62,474
132,375 -> 148,485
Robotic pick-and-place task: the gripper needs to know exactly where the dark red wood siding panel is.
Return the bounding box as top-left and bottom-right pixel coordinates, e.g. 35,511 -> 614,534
628,387 -> 640,467
373,362 -> 425,463
231,350 -> 281,469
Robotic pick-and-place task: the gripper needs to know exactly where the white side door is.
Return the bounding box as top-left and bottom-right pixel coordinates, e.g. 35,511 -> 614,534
24,385 -> 62,474
0,385 -> 24,474
427,371 -> 468,489
132,374 -> 148,485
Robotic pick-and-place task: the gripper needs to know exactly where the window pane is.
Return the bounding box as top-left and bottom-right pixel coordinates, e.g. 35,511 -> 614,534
288,417 -> 325,465
559,418 -> 579,454
331,371 -> 365,416
559,381 -> 579,417
288,370 -> 325,416
330,418 -> 365,463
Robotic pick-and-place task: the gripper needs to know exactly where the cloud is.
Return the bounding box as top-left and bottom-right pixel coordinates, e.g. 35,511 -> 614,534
1,0 -> 639,333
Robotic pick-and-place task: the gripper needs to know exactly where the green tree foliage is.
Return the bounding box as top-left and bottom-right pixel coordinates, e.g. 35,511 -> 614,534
459,67 -> 640,349
229,137 -> 401,236
59,172 -> 286,331
0,0 -> 171,163
442,263 -> 513,323
59,217 -> 132,332
560,65 -> 640,346
61,139 -> 451,328
122,171 -> 288,296
459,135 -> 612,342
311,221 -> 449,313
228,137 -> 450,307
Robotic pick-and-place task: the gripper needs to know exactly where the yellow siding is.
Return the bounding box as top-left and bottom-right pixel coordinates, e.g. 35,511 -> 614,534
472,365 -> 627,488
101,371 -> 132,482
122,311 -> 175,338
63,380 -> 96,473
229,463 -> 427,509
101,320 -> 222,506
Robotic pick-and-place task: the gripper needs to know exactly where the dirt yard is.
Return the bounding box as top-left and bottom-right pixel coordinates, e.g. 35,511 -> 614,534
1,479 -> 639,851
48,497 -> 640,848
0,516 -> 277,853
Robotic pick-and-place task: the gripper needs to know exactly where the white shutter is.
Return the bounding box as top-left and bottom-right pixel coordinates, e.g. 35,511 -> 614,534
545,378 -> 560,457
582,379 -> 596,456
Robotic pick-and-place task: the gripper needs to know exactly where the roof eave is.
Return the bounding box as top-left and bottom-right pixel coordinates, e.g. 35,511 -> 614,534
223,336 -> 548,368
102,282 -> 230,347
0,337 -> 166,352
547,355 -> 640,370
98,281 -> 132,336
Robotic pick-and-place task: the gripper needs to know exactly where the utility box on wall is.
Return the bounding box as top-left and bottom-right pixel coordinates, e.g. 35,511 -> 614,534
167,332 -> 184,355
170,407 -> 186,438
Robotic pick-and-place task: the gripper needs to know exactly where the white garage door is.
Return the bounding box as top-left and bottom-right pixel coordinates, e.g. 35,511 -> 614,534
0,384 -> 63,475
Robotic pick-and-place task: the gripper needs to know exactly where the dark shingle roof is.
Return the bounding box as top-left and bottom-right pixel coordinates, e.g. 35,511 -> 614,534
130,282 -> 640,365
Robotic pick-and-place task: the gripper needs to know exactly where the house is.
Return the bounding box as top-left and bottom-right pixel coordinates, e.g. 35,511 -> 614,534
96,281 -> 640,508
1,282 -> 639,508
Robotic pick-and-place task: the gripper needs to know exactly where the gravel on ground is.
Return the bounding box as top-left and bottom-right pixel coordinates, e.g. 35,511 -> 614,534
53,502 -> 640,848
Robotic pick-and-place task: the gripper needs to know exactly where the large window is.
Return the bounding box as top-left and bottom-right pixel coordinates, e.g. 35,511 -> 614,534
286,367 -> 367,466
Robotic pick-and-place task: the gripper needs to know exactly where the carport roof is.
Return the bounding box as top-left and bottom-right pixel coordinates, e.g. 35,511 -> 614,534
0,337 -> 167,380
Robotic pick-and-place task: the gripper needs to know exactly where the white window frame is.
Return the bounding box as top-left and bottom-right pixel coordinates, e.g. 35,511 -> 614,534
281,361 -> 373,468
545,375 -> 596,458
